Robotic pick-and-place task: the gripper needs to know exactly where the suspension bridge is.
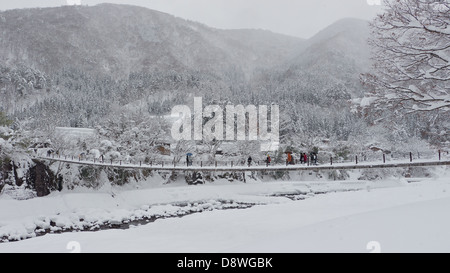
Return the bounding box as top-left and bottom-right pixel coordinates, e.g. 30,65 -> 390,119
34,155 -> 450,173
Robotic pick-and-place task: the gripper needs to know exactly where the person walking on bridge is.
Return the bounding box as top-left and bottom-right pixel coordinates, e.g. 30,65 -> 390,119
186,153 -> 193,167
247,156 -> 253,167
266,155 -> 271,167
286,152 -> 293,166
312,152 -> 318,165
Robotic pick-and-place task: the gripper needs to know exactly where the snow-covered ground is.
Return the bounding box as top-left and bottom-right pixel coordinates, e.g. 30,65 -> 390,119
0,167 -> 449,253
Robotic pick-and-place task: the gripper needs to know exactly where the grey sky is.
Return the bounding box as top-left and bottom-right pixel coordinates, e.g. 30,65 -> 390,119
0,0 -> 384,38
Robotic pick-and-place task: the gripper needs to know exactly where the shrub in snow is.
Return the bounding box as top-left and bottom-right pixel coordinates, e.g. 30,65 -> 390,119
78,166 -> 101,188
90,149 -> 101,159
100,140 -> 113,150
106,151 -> 121,161
328,170 -> 350,181
0,184 -> 37,200
359,168 -> 405,181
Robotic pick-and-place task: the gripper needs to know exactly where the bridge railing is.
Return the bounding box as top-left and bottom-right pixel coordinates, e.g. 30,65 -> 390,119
36,149 -> 449,169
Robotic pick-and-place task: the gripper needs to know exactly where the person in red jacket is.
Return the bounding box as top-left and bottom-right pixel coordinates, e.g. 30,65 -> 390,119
266,155 -> 271,166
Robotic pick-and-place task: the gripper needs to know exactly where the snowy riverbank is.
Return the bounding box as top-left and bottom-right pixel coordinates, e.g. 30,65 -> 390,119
0,166 -> 449,253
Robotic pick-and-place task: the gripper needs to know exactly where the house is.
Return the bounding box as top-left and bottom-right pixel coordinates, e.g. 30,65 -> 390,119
55,127 -> 96,141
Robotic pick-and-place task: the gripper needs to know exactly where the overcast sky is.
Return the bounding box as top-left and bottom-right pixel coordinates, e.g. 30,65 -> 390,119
0,0 -> 384,38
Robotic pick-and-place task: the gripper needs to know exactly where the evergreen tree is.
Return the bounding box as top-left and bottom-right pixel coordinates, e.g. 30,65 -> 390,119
0,111 -> 12,127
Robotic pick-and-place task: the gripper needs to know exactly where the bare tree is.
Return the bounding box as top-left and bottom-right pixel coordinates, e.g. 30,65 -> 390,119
171,140 -> 196,165
199,138 -> 223,163
362,0 -> 449,114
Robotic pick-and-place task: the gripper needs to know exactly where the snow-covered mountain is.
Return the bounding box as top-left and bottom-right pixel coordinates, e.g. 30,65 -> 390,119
282,18 -> 372,99
0,4 -> 304,78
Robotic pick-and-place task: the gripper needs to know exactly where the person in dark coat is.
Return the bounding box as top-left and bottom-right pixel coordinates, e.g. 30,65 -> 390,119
310,152 -> 317,165
247,156 -> 253,167
266,155 -> 271,166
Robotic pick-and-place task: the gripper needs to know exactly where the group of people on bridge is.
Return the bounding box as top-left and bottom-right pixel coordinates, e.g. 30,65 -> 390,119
246,152 -> 318,167
284,152 -> 318,166
45,149 -> 318,168
246,155 -> 271,167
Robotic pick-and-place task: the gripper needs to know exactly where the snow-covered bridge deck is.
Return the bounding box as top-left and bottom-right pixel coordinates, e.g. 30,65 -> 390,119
35,156 -> 450,172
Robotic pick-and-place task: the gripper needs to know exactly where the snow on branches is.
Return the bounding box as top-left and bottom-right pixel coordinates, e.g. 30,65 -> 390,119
362,0 -> 450,114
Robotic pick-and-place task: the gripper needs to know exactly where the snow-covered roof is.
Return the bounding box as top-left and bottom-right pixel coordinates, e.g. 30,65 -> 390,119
55,127 -> 96,140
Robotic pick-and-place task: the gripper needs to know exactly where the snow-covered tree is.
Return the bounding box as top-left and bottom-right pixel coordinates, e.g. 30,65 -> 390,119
172,140 -> 196,165
0,112 -> 12,127
363,0 -> 449,114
